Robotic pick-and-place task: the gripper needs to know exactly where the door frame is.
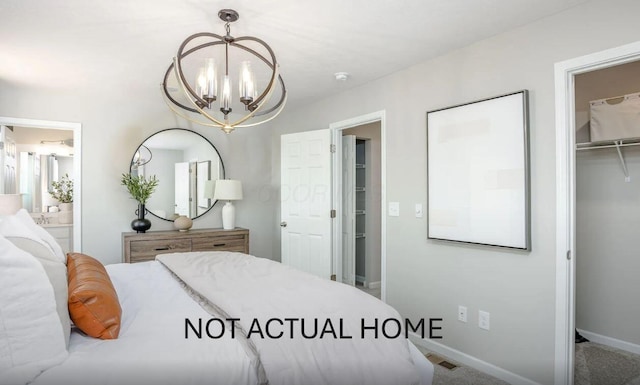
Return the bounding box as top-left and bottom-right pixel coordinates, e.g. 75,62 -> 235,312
330,110 -> 386,301
0,116 -> 82,252
554,40 -> 640,385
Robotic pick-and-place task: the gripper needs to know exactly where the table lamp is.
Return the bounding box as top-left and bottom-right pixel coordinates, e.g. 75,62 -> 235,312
212,180 -> 243,230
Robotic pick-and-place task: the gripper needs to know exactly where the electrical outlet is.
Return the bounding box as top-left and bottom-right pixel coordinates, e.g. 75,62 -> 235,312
458,306 -> 467,323
479,310 -> 490,330
415,204 -> 423,218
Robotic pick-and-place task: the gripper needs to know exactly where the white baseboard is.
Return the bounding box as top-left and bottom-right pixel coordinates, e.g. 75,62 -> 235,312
577,329 -> 640,355
368,280 -> 381,289
355,275 -> 366,284
409,333 -> 541,385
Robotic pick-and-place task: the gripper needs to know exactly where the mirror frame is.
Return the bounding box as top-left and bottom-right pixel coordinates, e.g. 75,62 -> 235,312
129,128 -> 225,222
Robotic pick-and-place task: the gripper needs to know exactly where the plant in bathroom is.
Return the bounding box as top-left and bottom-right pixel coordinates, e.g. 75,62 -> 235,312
49,173 -> 74,203
120,173 -> 159,204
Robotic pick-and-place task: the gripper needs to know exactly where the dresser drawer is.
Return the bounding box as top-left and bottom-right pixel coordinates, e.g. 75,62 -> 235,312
129,239 -> 192,262
123,228 -> 249,263
192,235 -> 246,252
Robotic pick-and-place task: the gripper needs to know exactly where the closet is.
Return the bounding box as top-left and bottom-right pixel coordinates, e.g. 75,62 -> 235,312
341,121 -> 382,296
574,60 -> 640,354
354,139 -> 366,283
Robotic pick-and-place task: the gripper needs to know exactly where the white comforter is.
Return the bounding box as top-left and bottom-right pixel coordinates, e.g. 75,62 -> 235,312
31,261 -> 259,385
157,251 -> 421,385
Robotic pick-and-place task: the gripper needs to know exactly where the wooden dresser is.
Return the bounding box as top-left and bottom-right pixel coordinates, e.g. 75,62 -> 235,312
122,228 -> 249,263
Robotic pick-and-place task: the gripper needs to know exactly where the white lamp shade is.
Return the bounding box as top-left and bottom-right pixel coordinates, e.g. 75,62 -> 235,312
213,180 -> 243,201
0,194 -> 23,215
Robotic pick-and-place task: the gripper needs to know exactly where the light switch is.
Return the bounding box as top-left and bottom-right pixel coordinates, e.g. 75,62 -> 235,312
388,202 -> 400,217
415,204 -> 423,218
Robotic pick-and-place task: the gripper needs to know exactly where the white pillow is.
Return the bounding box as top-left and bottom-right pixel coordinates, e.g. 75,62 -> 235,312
0,210 -> 64,264
0,235 -> 68,384
15,209 -> 65,263
0,216 -> 71,347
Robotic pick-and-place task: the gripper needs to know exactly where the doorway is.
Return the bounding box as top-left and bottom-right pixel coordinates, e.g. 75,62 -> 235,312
0,116 -> 82,251
330,110 -> 386,301
554,41 -> 640,385
341,125 -> 382,299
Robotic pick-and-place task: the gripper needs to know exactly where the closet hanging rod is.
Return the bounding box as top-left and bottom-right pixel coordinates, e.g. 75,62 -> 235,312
576,141 -> 640,151
591,92 -> 639,104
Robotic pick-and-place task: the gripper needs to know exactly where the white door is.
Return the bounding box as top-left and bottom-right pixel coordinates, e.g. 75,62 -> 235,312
281,129 -> 332,279
174,162 -> 189,216
342,135 -> 356,285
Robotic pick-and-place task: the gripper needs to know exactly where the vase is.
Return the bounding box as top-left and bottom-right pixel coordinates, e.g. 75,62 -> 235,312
58,202 -> 73,224
131,203 -> 151,233
174,215 -> 193,232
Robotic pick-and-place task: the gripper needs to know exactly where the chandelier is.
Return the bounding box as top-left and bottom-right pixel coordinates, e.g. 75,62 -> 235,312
162,9 -> 287,134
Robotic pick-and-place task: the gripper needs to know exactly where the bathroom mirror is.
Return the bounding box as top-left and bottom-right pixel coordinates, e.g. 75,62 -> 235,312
130,128 -> 224,221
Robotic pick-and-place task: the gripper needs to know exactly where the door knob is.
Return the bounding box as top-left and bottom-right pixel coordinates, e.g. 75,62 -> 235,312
280,221 -> 287,227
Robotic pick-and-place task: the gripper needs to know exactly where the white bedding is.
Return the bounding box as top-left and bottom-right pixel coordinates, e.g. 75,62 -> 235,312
31,261 -> 259,385
31,256 -> 433,385
158,251 -> 431,385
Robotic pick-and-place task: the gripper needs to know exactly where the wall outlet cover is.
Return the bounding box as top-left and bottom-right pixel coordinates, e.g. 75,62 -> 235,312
479,310 -> 490,330
458,306 -> 467,323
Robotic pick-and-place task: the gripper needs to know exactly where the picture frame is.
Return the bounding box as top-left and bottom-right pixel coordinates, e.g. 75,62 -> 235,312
426,90 -> 530,250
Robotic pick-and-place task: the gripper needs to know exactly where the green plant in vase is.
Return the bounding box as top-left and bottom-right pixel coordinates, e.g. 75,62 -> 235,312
50,173 -> 74,203
50,174 -> 74,223
121,173 -> 159,233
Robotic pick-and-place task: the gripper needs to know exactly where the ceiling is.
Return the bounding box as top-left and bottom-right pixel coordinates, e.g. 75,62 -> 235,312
1,0 -> 587,109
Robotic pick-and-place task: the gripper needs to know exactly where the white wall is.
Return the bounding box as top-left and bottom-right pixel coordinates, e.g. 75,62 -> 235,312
574,62 -> 640,346
0,80 -> 276,265
269,0 -> 640,383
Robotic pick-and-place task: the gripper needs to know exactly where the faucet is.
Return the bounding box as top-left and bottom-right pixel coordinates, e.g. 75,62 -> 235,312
38,214 -> 49,225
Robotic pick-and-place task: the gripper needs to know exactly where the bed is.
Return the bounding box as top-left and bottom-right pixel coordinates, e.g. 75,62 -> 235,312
0,209 -> 433,385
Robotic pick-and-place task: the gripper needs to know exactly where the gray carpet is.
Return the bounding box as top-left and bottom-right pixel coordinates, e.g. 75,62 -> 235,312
419,342 -> 640,385
575,342 -> 640,385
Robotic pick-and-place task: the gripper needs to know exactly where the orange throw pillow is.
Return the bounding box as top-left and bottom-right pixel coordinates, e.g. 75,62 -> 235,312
67,253 -> 122,339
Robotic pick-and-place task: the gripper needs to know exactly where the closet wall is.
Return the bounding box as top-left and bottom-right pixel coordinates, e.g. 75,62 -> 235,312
575,60 -> 640,347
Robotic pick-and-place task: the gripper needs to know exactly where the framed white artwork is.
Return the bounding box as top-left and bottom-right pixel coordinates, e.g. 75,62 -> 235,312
427,90 -> 531,250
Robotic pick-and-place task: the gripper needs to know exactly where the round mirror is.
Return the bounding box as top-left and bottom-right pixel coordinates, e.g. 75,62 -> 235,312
129,128 -> 224,221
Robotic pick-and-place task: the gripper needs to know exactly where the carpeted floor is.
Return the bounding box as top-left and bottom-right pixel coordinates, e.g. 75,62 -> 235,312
418,342 -> 640,385
575,342 -> 640,385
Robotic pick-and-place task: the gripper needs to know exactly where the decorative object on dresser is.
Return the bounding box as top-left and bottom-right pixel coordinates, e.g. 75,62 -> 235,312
129,128 -> 225,222
122,228 -> 249,263
120,173 -> 159,233
49,173 -> 73,224
173,215 -> 193,231
212,179 -> 243,230
0,193 -> 22,215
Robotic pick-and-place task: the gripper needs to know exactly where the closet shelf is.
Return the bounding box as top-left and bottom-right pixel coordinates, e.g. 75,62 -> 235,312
575,136 -> 640,150
576,137 -> 640,182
